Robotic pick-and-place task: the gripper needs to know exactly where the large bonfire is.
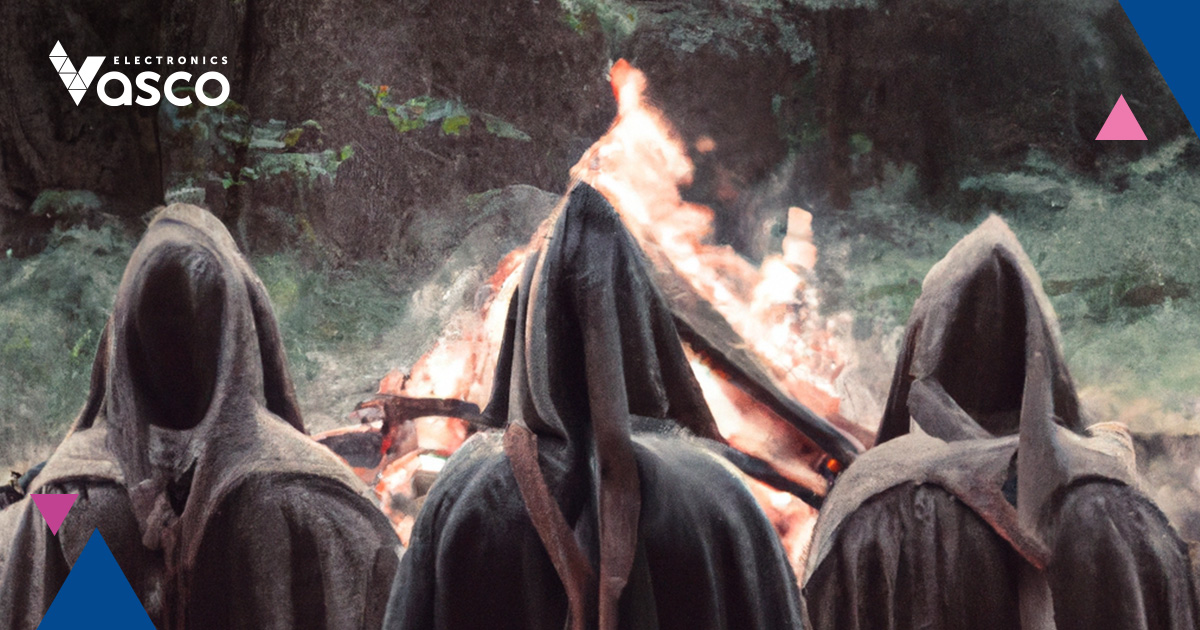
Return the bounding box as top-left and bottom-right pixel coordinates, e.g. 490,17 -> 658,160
332,59 -> 864,578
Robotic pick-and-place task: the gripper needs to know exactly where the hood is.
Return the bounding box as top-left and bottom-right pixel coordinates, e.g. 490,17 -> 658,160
872,214 -> 1137,552
482,183 -> 721,630
22,204 -> 373,626
806,216 -> 1137,583
876,215 -> 1084,444
64,204 -> 307,546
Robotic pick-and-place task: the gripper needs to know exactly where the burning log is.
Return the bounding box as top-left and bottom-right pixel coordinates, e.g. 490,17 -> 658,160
316,394 -> 480,480
644,239 -> 862,469
315,394 -> 483,542
568,58 -> 866,488
353,394 -> 483,456
322,388 -> 830,506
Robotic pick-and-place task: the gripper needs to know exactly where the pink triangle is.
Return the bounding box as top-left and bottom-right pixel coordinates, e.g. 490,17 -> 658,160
31,494 -> 79,535
1096,95 -> 1147,141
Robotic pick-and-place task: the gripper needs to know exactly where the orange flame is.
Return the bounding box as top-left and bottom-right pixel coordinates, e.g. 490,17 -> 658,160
573,61 -> 843,421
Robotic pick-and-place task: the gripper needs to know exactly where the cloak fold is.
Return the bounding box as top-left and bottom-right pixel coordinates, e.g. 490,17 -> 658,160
803,216 -> 1198,630
0,204 -> 399,629
384,183 -> 802,630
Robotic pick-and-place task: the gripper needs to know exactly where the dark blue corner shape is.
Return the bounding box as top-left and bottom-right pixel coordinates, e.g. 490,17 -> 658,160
38,529 -> 155,629
1119,0 -> 1200,136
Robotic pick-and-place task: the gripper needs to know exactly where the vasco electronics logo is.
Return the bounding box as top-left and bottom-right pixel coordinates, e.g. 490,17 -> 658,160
50,41 -> 230,107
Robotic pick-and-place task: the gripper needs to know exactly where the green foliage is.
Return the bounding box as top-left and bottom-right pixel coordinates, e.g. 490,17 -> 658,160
161,93 -> 352,195
0,223 -> 413,468
966,141 -> 1200,327
161,90 -> 249,170
359,82 -> 532,142
814,164 -> 964,333
817,138 -> 1200,432
29,190 -> 103,221
630,0 -> 817,64
559,0 -> 638,44
558,0 -> 877,57
0,223 -> 136,467
218,117 -> 354,190
253,253 -> 411,383
557,0 -> 886,65
480,114 -> 531,141
1066,304 -> 1200,411
222,147 -> 353,190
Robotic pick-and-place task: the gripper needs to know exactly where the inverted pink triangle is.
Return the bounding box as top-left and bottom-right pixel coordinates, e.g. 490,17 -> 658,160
1096,95 -> 1147,140
31,494 -> 79,535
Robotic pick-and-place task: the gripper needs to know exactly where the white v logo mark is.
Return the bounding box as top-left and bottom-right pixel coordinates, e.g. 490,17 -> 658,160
49,41 -> 105,105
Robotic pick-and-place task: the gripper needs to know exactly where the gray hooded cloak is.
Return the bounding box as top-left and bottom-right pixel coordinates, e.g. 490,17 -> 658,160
802,216 -> 1198,630
0,204 -> 400,629
383,183 -> 803,630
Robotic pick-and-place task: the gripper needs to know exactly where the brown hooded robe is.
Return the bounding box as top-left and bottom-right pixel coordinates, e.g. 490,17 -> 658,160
382,183 -> 803,630
802,216 -> 1198,630
0,204 -> 400,629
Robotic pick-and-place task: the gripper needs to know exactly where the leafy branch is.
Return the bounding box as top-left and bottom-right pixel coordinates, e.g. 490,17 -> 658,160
359,82 -> 531,142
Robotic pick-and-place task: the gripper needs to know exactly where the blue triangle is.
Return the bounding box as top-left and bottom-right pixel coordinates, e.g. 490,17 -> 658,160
38,529 -> 156,629
1118,1 -> 1200,137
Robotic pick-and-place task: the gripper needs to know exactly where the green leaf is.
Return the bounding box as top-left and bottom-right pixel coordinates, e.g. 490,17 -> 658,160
250,137 -> 286,150
393,114 -> 426,133
482,114 -> 532,141
219,128 -> 249,146
423,99 -> 453,122
282,127 -> 305,148
441,115 -> 471,136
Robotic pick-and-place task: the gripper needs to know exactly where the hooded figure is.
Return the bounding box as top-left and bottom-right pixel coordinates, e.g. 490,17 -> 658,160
383,183 -> 803,630
803,216 -> 1199,630
0,205 -> 400,629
